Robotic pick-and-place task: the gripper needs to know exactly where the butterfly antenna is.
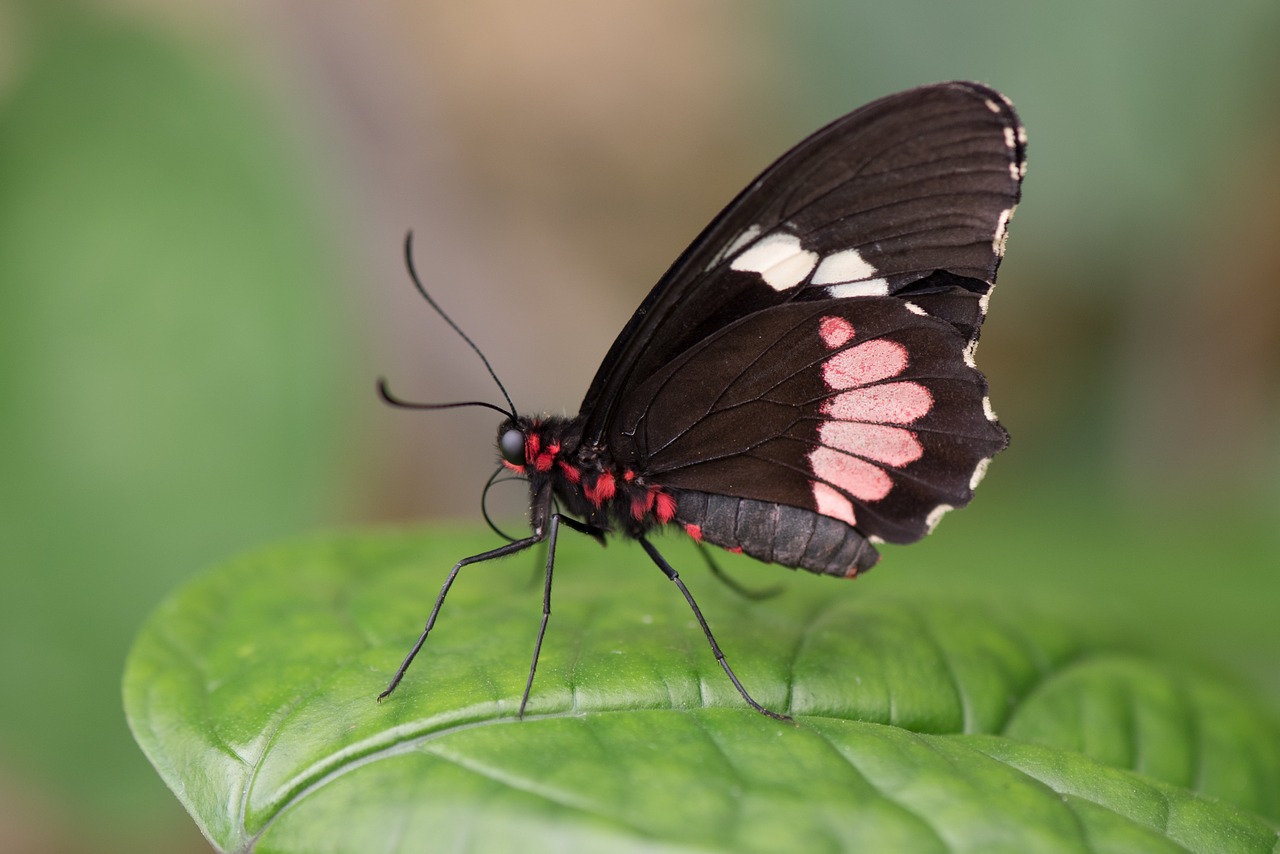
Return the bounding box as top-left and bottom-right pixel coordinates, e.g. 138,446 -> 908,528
376,378 -> 514,419
481,465 -> 521,543
402,231 -> 518,418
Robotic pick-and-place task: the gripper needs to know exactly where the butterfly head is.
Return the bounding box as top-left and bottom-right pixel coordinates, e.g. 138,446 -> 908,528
496,416 -> 568,476
498,423 -> 525,467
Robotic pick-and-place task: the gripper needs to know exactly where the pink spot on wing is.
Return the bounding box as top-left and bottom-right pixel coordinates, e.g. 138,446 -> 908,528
822,382 -> 933,425
822,340 -> 909,390
818,422 -> 923,467
818,316 -> 854,348
809,447 -> 892,502
812,482 -> 857,525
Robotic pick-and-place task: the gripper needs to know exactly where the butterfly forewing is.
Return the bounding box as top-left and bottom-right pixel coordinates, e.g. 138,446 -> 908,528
580,82 -> 1024,446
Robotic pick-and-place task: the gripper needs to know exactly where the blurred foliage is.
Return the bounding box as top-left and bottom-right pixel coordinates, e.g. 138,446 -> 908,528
0,3 -> 359,849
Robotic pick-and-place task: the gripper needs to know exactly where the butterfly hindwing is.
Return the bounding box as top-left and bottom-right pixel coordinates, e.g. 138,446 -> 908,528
610,297 -> 1005,569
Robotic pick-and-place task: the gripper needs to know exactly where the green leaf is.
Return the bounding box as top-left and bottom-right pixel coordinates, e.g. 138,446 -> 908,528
124,529 -> 1280,852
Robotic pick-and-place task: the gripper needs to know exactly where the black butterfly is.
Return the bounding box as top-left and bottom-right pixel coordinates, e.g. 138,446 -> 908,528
379,81 -> 1026,721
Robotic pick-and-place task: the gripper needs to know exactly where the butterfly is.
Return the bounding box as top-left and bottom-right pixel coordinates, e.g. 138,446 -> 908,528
378,81 -> 1026,721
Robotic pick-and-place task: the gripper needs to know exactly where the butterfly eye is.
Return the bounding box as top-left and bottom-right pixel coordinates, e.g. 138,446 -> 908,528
499,428 -> 525,466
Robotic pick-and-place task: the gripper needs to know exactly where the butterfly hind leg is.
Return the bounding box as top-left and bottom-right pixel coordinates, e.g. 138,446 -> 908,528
696,542 -> 784,601
638,536 -> 793,722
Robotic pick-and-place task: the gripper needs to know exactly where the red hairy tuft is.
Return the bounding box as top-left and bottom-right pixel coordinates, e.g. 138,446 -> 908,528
584,471 -> 616,505
653,490 -> 677,523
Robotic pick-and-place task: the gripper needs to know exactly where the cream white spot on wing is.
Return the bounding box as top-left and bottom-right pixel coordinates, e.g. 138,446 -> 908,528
1003,126 -> 1016,149
978,290 -> 991,316
983,396 -> 998,422
826,279 -> 890,298
904,301 -> 927,316
730,232 -> 817,291
925,503 -> 953,533
714,224 -> 763,267
1017,126 -> 1028,145
962,340 -> 978,369
969,457 -> 991,490
993,207 -> 1013,256
812,247 -> 878,285
984,98 -> 1001,114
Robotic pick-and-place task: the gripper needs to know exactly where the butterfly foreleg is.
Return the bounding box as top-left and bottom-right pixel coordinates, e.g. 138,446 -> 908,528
378,533 -> 543,703
638,536 -> 793,722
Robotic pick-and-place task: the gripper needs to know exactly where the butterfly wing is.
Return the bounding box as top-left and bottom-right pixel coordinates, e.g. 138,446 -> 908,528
580,81 -> 1025,573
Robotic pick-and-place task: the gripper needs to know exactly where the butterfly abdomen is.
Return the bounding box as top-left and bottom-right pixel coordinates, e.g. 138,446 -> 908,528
672,489 -> 879,577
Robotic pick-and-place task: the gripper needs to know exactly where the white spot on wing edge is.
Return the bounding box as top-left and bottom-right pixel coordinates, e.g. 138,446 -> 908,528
1017,125 -> 1028,145
1003,126 -> 1016,149
827,279 -> 890,299
993,207 -> 1014,256
983,396 -> 998,422
925,503 -> 954,533
812,247 -> 877,285
730,231 -> 817,291
969,457 -> 991,491
904,301 -> 927,316
711,224 -> 763,269
962,340 -> 978,369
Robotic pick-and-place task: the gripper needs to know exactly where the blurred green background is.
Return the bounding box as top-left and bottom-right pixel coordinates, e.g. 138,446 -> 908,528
2,1 -> 1279,851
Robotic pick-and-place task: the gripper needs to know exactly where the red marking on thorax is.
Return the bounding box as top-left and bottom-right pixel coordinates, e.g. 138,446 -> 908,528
558,460 -> 581,483
584,471 -> 616,505
630,492 -> 653,521
653,490 -> 676,524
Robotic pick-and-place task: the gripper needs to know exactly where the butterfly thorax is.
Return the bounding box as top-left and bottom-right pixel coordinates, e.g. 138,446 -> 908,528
498,416 -> 677,539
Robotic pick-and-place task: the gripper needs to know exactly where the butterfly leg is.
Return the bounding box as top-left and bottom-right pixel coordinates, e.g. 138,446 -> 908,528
378,534 -> 542,703
517,513 -> 566,718
696,542 -> 785,601
515,514 -> 607,715
638,536 -> 793,722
